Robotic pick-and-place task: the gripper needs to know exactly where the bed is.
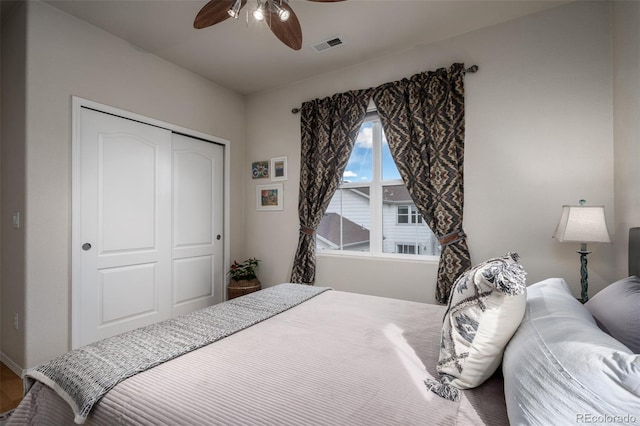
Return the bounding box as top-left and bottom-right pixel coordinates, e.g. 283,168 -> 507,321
8,251 -> 640,425
8,285 -> 508,425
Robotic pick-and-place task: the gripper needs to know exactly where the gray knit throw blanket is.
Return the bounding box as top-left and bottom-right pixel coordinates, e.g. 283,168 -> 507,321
25,284 -> 331,424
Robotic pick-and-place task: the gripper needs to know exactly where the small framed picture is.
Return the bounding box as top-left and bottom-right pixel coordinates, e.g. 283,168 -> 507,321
256,183 -> 284,211
270,156 -> 287,181
251,161 -> 269,179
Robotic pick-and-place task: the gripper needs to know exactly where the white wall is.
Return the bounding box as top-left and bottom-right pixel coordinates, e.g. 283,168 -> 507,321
245,1 -> 615,304
2,0 -> 247,369
613,1 -> 640,278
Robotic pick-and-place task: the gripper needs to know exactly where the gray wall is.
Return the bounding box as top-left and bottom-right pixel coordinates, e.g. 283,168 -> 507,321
1,0 -> 247,369
244,2 -> 616,303
613,1 -> 640,278
3,0 -> 638,372
1,1 -> 27,371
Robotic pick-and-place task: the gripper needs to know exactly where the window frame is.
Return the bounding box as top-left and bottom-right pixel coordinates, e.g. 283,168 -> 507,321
317,111 -> 440,262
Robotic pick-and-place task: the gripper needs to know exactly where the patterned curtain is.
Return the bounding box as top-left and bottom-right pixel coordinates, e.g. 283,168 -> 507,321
290,89 -> 372,283
372,63 -> 470,303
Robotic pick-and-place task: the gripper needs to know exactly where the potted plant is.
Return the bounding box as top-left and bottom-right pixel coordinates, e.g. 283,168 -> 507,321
227,258 -> 261,299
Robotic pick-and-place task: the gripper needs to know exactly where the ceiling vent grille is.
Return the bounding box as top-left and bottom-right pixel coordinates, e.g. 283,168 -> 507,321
312,36 -> 344,53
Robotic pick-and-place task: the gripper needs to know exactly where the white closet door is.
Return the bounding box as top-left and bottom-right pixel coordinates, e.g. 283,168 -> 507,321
171,133 -> 224,314
78,108 -> 172,346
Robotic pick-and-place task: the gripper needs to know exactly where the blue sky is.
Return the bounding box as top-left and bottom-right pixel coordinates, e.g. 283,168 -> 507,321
343,122 -> 401,182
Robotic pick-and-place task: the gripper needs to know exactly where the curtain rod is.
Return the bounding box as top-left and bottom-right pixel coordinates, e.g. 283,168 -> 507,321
291,64 -> 478,114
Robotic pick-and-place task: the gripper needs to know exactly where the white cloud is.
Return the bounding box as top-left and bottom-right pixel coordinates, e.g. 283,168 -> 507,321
343,170 -> 358,178
355,126 -> 373,148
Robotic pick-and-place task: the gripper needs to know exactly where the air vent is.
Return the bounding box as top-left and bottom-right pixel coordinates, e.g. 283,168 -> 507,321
312,36 -> 345,53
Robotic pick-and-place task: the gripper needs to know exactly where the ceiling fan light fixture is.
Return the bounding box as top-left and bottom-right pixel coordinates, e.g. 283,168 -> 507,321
253,2 -> 266,21
227,0 -> 242,19
273,3 -> 290,22
278,9 -> 290,21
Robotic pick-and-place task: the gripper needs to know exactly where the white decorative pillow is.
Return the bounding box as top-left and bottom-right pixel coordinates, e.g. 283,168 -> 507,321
426,252 -> 527,400
585,275 -> 640,353
503,278 -> 640,425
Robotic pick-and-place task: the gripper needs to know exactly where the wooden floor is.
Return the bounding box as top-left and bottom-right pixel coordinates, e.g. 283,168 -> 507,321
0,362 -> 22,413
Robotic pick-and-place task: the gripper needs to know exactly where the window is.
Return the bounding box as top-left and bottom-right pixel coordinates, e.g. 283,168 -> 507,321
397,205 -> 423,224
397,244 -> 420,255
316,112 -> 441,257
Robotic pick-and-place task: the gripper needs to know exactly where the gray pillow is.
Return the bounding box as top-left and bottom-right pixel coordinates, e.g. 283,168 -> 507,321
503,278 -> 640,426
585,276 -> 640,353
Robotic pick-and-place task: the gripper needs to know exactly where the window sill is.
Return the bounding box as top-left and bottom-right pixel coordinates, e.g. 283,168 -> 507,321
317,250 -> 440,263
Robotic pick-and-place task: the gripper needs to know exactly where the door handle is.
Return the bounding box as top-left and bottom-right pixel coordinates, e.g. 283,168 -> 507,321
82,243 -> 92,251
216,235 -> 221,240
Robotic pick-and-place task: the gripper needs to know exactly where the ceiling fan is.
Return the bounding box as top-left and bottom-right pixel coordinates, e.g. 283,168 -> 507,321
194,0 -> 346,51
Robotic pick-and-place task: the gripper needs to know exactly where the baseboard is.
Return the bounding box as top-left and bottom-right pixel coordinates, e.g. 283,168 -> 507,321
0,352 -> 24,378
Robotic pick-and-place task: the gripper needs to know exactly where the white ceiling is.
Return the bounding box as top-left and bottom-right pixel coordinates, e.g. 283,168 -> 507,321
42,0 -> 567,95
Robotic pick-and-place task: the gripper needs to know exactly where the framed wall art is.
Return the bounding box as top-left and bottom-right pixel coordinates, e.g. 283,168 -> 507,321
270,156 -> 287,181
256,183 -> 284,211
251,161 -> 269,179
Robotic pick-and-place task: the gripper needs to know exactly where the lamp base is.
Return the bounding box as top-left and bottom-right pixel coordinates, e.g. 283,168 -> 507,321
577,247 -> 591,303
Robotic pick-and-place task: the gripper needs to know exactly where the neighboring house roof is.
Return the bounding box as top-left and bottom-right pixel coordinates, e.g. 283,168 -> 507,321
350,186 -> 413,204
317,213 -> 370,248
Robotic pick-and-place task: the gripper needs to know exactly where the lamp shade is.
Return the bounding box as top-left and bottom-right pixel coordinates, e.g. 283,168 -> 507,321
553,205 -> 611,243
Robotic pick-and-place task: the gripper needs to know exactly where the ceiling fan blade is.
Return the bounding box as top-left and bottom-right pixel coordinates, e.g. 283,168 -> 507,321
266,4 -> 302,50
194,0 -> 247,29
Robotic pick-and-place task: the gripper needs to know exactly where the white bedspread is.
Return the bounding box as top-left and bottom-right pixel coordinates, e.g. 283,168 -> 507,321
9,290 -> 508,425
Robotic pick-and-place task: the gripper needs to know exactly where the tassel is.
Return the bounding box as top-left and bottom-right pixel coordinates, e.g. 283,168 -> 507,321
482,256 -> 527,296
424,378 -> 460,401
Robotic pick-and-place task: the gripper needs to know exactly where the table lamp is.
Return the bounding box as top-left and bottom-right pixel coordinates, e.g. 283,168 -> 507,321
553,200 -> 611,303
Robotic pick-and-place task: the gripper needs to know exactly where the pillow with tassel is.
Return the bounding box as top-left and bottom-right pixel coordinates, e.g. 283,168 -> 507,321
425,252 -> 527,401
